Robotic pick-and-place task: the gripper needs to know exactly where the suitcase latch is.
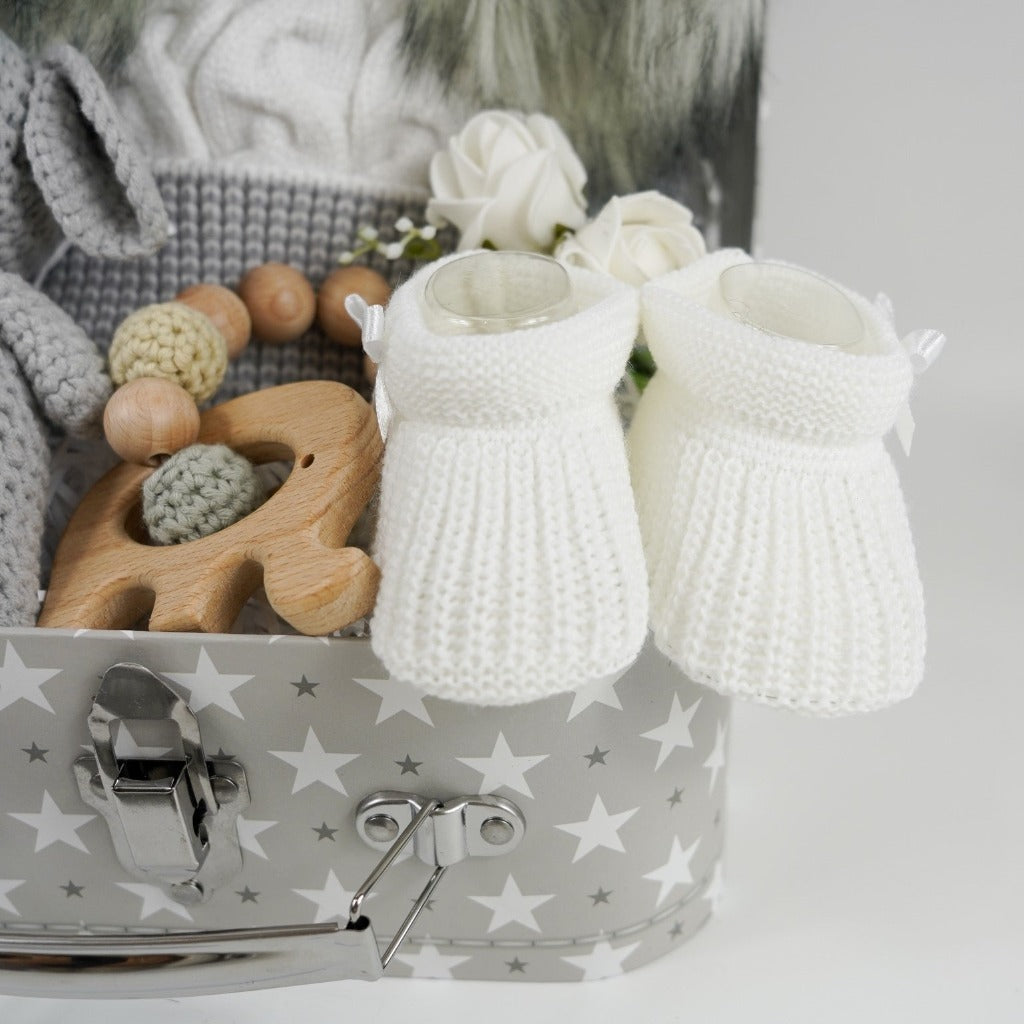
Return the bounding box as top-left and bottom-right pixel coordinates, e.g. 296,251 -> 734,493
73,662 -> 250,904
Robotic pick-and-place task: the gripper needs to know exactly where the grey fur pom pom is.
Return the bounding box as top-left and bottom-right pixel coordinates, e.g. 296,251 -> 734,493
0,0 -> 148,79
401,0 -> 764,207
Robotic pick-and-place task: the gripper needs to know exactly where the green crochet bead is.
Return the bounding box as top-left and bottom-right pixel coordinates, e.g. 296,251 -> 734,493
142,443 -> 265,545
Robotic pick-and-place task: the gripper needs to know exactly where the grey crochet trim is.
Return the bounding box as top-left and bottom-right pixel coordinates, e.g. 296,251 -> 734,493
0,270 -> 111,436
0,29 -> 166,626
39,161 -> 454,581
25,44 -> 167,259
42,162 -> 447,402
0,344 -> 49,627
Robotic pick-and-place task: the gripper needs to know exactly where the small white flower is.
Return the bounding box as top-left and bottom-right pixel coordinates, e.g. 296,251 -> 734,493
555,191 -> 706,286
419,224 -> 437,240
338,250 -> 355,264
427,110 -> 587,252
383,242 -> 404,260
357,225 -> 379,242
394,216 -> 414,233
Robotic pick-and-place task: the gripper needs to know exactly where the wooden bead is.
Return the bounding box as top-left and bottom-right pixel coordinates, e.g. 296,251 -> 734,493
103,378 -> 200,466
237,263 -> 316,344
363,352 -> 378,385
175,284 -> 252,359
318,266 -> 391,347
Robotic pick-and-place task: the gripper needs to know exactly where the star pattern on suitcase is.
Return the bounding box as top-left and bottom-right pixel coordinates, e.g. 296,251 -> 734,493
0,632 -> 728,982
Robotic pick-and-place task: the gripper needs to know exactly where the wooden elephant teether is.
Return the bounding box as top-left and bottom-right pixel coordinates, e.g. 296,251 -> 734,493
39,381 -> 382,635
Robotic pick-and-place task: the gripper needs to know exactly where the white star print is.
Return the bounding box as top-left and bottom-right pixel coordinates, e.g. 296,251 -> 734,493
392,942 -> 472,979
640,694 -> 701,769
561,940 -> 641,980
269,727 -> 359,794
0,641 -> 61,714
469,874 -> 555,933
565,675 -> 623,721
457,732 -> 548,798
353,676 -> 434,726
555,795 -> 639,862
8,791 -> 96,853
703,720 -> 727,792
293,869 -> 354,924
643,836 -> 701,906
235,816 -> 278,859
117,883 -> 193,922
704,860 -> 726,911
164,647 -> 253,719
0,880 -> 25,916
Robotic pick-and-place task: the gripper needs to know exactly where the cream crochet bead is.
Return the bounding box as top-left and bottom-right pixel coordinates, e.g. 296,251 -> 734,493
109,302 -> 227,402
370,257 -> 649,705
629,250 -> 924,715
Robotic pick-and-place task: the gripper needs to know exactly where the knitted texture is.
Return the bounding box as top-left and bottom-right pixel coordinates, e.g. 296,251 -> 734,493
109,302 -> 227,401
0,272 -> 112,625
370,256 -> 649,704
111,0 -> 466,186
0,30 -> 166,625
42,163 -> 437,400
39,162 -> 449,572
142,443 -> 264,545
25,44 -> 167,261
0,31 -> 60,281
629,249 -> 923,715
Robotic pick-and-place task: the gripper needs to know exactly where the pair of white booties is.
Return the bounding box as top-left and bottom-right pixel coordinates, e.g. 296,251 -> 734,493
369,250 -> 927,715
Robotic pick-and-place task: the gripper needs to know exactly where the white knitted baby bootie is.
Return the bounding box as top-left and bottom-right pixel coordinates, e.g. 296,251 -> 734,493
369,255 -> 648,704
630,249 -> 933,715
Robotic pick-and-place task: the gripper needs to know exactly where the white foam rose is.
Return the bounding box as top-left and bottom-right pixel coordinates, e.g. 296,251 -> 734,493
555,191 -> 706,286
427,110 -> 588,251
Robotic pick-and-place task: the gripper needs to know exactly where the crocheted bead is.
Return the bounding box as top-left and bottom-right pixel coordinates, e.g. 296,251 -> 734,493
175,284 -> 252,359
142,443 -> 265,545
103,377 -> 200,465
318,266 -> 391,347
109,302 -> 228,402
237,262 -> 316,344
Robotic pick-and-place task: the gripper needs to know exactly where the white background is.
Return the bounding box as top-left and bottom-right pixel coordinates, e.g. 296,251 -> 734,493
4,1 -> 1022,1020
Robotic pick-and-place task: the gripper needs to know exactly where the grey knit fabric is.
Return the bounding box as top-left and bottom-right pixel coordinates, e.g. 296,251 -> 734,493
0,272 -> 113,625
142,443 -> 265,545
42,163 -> 444,401
39,163 -> 452,583
0,29 -> 167,625
1,30 -> 62,281
25,44 -> 167,260
0,339 -> 49,625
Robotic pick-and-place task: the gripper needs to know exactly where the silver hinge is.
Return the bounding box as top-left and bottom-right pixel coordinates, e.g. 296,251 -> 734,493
352,791 -> 526,968
73,663 -> 249,904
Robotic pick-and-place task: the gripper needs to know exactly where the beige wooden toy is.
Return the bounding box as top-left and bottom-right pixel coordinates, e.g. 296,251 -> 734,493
318,265 -> 391,347
237,262 -> 316,344
103,377 -> 201,465
176,283 -> 253,359
40,381 -> 382,635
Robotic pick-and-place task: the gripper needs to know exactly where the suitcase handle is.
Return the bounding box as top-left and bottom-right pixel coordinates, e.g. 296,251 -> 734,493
0,791 -> 526,997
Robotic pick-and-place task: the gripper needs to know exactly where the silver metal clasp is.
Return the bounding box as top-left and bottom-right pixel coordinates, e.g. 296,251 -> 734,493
74,663 -> 249,904
353,791 -> 526,968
